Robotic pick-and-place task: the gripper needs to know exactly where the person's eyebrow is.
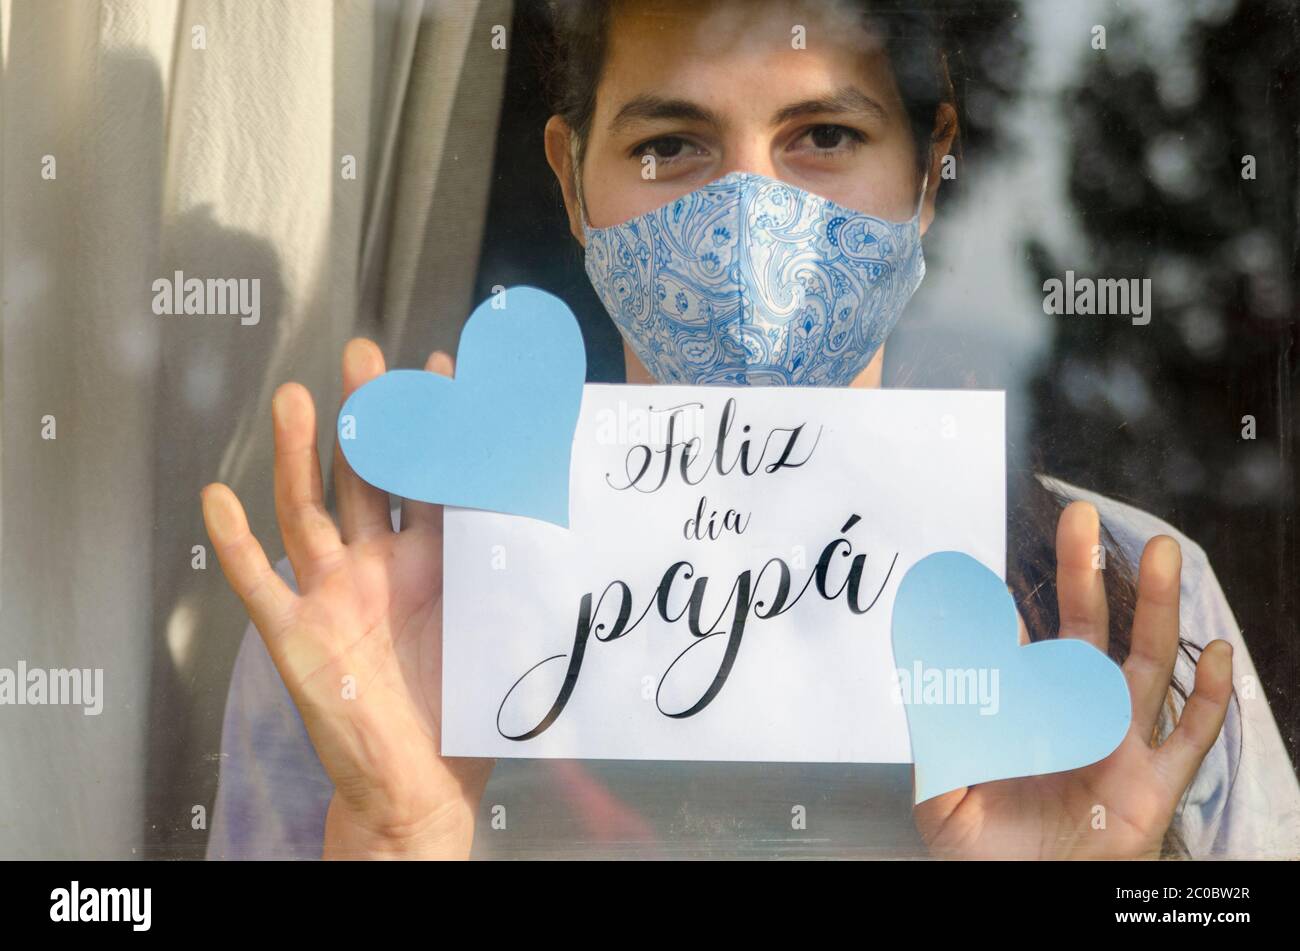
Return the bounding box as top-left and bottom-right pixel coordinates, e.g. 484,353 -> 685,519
770,86 -> 889,125
607,94 -> 725,135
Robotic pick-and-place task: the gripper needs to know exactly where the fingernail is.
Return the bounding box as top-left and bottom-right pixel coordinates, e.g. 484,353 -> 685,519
202,488 -> 234,538
344,340 -> 368,380
273,387 -> 304,429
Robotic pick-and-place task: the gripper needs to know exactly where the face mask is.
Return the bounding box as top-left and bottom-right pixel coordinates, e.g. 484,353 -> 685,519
581,170 -> 928,387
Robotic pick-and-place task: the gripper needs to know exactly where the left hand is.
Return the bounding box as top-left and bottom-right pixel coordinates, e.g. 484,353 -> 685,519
913,501 -> 1234,859
201,341 -> 492,860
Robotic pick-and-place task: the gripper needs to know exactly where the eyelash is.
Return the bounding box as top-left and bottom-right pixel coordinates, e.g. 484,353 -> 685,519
629,136 -> 702,163
796,124 -> 868,155
629,124 -> 868,163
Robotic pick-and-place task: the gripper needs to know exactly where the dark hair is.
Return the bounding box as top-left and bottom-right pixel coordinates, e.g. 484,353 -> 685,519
543,0 -> 1227,857
546,0 -> 957,179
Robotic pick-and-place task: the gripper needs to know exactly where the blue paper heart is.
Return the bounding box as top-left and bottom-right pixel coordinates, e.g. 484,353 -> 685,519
891,551 -> 1131,802
338,285 -> 586,526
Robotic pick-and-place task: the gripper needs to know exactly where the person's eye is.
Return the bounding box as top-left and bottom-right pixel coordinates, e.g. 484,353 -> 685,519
630,135 -> 705,164
792,124 -> 867,155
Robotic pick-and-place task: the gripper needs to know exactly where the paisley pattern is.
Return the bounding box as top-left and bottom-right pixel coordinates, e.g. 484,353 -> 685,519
583,171 -> 926,386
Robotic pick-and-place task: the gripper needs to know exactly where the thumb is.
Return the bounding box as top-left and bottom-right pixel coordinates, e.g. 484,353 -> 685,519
911,772 -> 968,847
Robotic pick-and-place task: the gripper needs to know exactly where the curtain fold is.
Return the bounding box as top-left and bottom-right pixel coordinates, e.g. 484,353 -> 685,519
0,0 -> 510,858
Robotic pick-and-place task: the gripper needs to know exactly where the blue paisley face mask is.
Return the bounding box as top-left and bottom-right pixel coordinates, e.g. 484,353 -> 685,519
581,170 -> 927,386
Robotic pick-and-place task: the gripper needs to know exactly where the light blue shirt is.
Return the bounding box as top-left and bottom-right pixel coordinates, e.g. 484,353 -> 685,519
205,476 -> 1300,859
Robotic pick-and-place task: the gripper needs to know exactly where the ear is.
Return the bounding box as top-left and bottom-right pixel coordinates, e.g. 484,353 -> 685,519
919,103 -> 959,237
545,115 -> 586,247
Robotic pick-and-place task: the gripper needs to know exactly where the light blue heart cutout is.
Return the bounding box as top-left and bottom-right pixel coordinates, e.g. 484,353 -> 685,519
891,551 -> 1132,803
338,285 -> 586,527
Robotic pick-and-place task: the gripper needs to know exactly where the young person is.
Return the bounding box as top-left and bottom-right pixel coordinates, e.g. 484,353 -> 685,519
200,0 -> 1300,859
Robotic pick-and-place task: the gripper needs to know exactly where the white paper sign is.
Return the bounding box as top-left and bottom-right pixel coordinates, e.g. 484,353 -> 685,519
442,385 -> 1004,762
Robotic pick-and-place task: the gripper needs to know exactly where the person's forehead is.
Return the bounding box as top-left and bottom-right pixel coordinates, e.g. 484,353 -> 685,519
603,0 -> 884,77
595,0 -> 899,131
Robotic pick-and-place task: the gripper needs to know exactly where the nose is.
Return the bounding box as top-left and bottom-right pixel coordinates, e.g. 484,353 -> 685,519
713,132 -> 780,181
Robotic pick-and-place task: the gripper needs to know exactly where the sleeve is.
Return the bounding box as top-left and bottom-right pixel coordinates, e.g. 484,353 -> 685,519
205,557 -> 334,860
1173,542 -> 1300,859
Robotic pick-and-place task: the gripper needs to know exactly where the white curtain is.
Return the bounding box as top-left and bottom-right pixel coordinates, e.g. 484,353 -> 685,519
0,0 -> 510,858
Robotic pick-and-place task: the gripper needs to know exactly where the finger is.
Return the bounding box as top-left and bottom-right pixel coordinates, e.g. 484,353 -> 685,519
426,350 -> 454,375
334,338 -> 393,542
1155,639 -> 1232,796
272,382 -> 345,586
201,483 -> 297,637
1124,535 -> 1182,742
399,350 -> 453,534
1055,501 -> 1109,652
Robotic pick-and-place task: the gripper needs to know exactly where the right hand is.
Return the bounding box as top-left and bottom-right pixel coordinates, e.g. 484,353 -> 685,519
201,339 -> 492,859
